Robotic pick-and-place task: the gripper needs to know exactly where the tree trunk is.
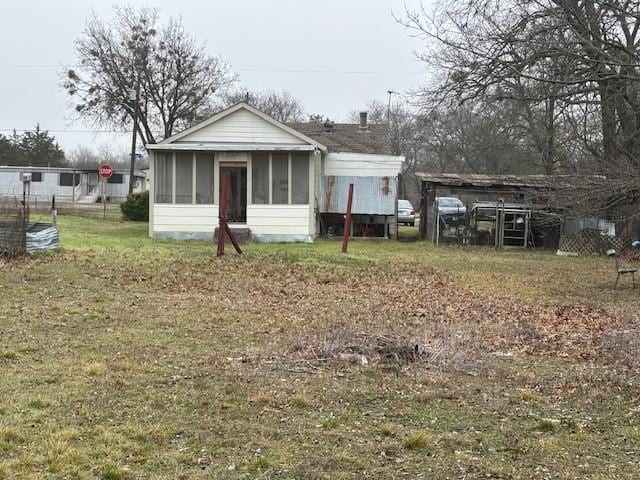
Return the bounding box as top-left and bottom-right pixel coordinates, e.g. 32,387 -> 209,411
599,79 -> 619,164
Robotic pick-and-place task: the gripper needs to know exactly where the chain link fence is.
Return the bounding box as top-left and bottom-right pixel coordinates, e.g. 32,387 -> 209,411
0,198 -> 28,256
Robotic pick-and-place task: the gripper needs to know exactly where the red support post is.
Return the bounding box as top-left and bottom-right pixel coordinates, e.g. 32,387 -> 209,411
341,183 -> 354,253
217,173 -> 229,257
217,173 -> 243,257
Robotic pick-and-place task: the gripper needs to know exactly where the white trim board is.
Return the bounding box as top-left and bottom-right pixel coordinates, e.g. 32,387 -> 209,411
147,143 -> 318,151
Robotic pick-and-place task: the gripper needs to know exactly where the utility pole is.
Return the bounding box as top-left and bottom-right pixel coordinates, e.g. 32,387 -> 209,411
387,90 -> 398,125
128,71 -> 141,196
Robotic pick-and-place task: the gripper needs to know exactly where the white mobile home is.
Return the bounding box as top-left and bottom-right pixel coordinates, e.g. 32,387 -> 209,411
0,165 -> 146,202
146,102 -> 404,242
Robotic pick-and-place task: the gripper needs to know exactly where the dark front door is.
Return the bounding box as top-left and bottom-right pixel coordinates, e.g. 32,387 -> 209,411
219,164 -> 247,223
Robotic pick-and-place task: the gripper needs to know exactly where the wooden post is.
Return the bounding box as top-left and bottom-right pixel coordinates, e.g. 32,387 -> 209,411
51,195 -> 57,228
341,183 -> 354,253
217,173 -> 242,257
21,179 -> 27,255
217,173 -> 229,256
494,202 -> 500,248
418,189 -> 428,241
435,197 -> 440,246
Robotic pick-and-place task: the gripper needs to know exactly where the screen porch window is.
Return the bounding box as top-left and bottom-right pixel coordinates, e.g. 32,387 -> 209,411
195,152 -> 215,204
251,152 -> 309,205
175,152 -> 193,204
154,152 -> 172,203
251,153 -> 269,204
291,153 -> 309,204
271,153 -> 289,204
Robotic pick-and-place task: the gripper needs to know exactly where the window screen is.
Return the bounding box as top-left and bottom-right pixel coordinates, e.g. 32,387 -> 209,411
291,153 -> 309,204
154,152 -> 172,203
175,152 -> 193,204
195,152 -> 214,204
107,173 -> 123,184
271,153 -> 288,204
251,153 -> 269,204
59,172 -> 80,187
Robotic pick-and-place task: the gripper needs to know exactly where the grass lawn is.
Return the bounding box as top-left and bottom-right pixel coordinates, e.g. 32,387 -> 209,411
1,216 -> 639,479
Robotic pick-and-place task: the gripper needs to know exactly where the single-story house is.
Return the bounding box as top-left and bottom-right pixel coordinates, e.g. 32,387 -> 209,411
146,102 -> 404,242
0,165 -> 146,203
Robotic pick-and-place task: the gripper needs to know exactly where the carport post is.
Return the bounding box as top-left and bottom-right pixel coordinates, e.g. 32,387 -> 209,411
341,183 -> 354,253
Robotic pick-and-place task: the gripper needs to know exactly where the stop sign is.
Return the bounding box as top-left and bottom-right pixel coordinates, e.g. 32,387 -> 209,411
98,163 -> 113,179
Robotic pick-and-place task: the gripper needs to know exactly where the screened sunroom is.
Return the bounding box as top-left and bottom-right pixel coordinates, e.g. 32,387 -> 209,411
151,149 -> 315,237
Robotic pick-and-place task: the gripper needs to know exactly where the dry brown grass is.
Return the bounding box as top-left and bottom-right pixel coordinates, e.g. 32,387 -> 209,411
1,218 -> 640,478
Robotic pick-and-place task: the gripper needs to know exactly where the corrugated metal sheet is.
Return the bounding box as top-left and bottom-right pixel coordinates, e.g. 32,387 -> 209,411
320,175 -> 397,215
26,223 -> 59,253
415,172 -> 559,188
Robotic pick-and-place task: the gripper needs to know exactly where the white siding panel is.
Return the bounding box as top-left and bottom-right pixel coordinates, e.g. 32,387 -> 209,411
251,226 -> 311,235
152,204 -> 314,236
324,153 -> 404,177
153,204 -> 218,232
248,216 -> 309,227
247,205 -> 311,235
177,109 -> 306,145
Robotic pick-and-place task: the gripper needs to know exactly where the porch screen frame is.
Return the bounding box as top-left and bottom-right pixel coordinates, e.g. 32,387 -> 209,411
250,152 -> 310,206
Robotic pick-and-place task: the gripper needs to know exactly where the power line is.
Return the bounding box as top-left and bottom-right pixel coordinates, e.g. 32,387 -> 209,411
0,104 -> 67,108
0,63 -> 425,75
236,67 -> 424,75
0,128 -> 130,134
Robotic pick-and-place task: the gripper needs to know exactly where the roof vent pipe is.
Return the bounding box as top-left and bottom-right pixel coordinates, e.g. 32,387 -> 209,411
359,111 -> 368,131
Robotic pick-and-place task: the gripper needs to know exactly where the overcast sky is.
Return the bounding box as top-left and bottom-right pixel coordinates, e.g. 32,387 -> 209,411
1,0 -> 430,155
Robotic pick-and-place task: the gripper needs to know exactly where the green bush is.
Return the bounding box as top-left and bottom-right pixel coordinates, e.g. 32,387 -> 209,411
120,190 -> 149,221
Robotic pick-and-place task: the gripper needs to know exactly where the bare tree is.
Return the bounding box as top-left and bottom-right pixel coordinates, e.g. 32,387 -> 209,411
217,89 -> 306,123
400,0 -> 640,216
66,143 -> 136,169
63,6 -> 235,146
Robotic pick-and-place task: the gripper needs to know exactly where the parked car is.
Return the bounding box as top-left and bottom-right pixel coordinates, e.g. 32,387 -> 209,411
436,197 -> 466,226
398,199 -> 416,226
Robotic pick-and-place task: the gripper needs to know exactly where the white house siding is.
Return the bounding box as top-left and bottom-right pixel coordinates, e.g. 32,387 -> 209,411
247,205 -> 313,243
323,153 -> 404,177
175,109 -> 306,145
153,204 -> 219,240
152,204 -> 313,243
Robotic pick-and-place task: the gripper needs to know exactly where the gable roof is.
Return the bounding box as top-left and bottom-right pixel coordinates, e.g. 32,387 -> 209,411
287,123 -> 392,155
149,103 -> 327,151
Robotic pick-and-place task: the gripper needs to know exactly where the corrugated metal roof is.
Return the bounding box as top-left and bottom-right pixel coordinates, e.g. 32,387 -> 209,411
415,172 -> 560,188
320,175 -> 396,215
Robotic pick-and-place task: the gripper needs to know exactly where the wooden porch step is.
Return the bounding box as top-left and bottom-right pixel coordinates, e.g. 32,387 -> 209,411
213,227 -> 252,244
